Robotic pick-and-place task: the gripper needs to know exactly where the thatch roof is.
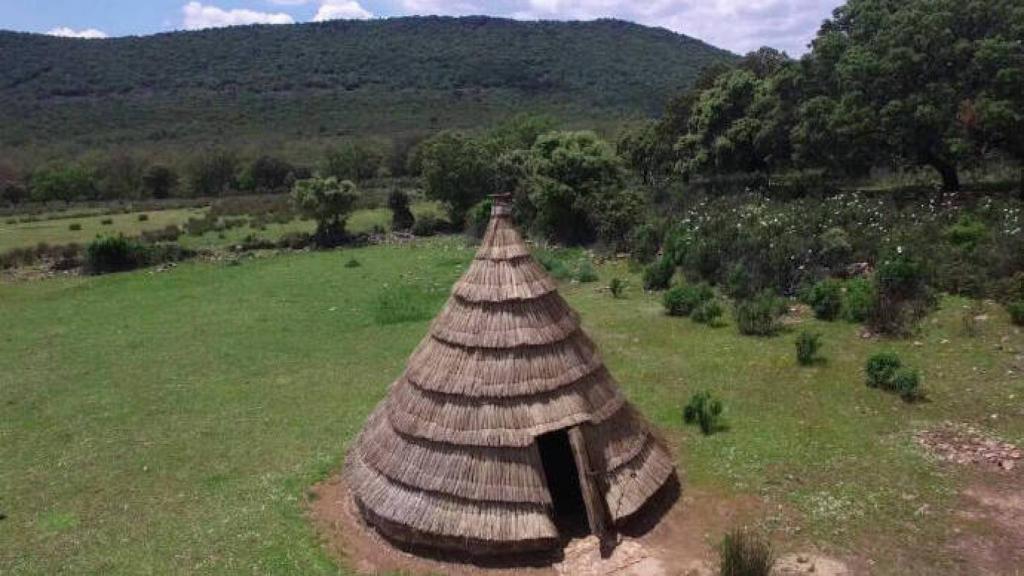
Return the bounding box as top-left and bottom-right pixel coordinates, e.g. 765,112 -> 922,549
346,198 -> 676,554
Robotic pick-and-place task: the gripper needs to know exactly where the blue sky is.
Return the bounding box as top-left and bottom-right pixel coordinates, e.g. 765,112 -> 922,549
0,0 -> 842,55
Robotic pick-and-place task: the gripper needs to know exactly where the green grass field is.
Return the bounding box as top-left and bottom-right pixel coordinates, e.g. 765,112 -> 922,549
0,202 -> 445,253
2,243 -> 1022,574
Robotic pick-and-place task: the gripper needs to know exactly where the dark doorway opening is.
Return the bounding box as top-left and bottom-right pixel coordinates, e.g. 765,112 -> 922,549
536,429 -> 589,538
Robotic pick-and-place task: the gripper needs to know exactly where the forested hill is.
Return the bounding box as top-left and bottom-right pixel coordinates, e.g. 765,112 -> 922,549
0,16 -> 734,159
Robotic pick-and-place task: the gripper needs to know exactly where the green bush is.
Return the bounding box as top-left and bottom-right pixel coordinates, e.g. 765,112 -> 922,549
85,236 -> 147,274
137,213 -> 149,222
808,278 -> 843,320
719,528 -> 773,576
1007,301 -> 1024,326
872,250 -> 933,335
100,218 -> 113,226
663,283 -> 714,317
609,277 -> 626,298
841,277 -> 875,323
865,352 -> 902,388
683,391 -> 723,435
68,222 -> 82,231
892,368 -> 921,401
945,215 -> 988,250
642,256 -> 674,291
574,259 -> 599,283
692,299 -> 724,325
628,223 -> 660,263
795,331 -> 822,366
734,291 -> 786,336
344,257 -> 361,268
536,251 -> 572,281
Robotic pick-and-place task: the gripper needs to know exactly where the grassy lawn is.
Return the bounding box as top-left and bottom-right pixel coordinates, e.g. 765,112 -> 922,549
0,202 -> 445,253
2,244 -> 1022,574
0,208 -> 205,252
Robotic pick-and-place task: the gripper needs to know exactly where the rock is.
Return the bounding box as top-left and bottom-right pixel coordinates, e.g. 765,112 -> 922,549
1001,460 -> 1015,471
798,555 -> 809,564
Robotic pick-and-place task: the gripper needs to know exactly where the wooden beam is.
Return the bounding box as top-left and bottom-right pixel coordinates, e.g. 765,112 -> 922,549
568,425 -> 608,539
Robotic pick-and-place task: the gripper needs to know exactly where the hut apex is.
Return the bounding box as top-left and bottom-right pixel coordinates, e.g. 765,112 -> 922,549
346,195 -> 677,554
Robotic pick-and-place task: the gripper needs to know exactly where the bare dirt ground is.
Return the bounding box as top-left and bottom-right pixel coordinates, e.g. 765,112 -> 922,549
307,475 -> 851,575
919,423 -> 1024,576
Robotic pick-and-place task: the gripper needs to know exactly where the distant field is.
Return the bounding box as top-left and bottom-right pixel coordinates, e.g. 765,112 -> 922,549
0,208 -> 204,252
1,243 -> 1022,573
0,202 -> 445,253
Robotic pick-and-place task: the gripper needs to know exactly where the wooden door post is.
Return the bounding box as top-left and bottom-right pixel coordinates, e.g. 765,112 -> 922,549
568,425 -> 608,539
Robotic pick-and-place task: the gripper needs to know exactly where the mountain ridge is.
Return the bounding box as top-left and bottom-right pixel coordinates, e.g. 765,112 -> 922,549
0,16 -> 736,161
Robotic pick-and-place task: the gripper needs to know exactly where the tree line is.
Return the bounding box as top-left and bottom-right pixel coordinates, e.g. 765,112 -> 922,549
618,0 -> 1023,192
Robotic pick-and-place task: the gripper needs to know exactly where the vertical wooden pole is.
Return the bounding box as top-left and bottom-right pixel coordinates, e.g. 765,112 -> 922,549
568,425 -> 608,539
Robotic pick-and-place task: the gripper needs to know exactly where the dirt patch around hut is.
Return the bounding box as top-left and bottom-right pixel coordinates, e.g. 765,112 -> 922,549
307,475 -> 781,575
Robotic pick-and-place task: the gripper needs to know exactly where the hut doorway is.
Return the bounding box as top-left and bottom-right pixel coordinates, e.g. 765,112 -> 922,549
536,429 -> 589,537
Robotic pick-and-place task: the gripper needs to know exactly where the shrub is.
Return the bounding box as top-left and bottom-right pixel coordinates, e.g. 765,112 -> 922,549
85,236 -> 147,274
841,277 -> 875,323
629,223 -> 660,263
795,331 -> 822,365
692,299 -> 724,325
663,283 -> 714,317
892,368 -> 921,401
683,391 -> 723,435
100,218 -> 113,226
871,250 -> 933,335
865,352 -> 902,389
69,223 -> 82,231
536,251 -> 572,281
642,256 -> 674,291
388,189 -> 415,232
137,213 -> 149,222
574,259 -> 599,283
734,291 -> 786,336
725,263 -> 757,300
609,277 -> 626,298
945,215 -> 988,250
807,278 -> 843,320
344,257 -> 361,268
719,528 -> 773,576
1007,301 -> 1024,326
819,226 -> 852,270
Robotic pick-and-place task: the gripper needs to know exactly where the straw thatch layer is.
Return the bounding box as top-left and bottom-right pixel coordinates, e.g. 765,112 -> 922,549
360,405 -> 551,504
387,368 -> 625,447
347,449 -> 558,543
473,217 -> 532,261
430,292 -> 580,348
405,330 -> 603,398
453,257 -> 557,302
601,438 -> 676,520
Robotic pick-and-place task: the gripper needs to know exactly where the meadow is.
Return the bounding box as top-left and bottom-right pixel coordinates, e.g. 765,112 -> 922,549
0,201 -> 444,253
2,239 -> 1021,574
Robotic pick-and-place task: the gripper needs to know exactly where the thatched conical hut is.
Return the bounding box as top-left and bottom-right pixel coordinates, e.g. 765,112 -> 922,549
346,197 -> 677,554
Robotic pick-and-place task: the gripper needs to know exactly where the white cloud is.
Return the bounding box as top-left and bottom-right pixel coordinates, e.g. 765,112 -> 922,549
314,0 -> 373,21
182,2 -> 295,30
267,0 -> 310,4
47,26 -> 108,39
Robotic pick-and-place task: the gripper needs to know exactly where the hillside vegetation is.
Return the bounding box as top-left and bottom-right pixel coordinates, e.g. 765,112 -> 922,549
0,16 -> 734,160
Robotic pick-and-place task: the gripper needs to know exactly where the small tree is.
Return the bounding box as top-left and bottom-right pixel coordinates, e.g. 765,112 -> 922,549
419,131 -> 495,227
291,177 -> 357,247
388,189 -> 415,232
323,142 -> 384,183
